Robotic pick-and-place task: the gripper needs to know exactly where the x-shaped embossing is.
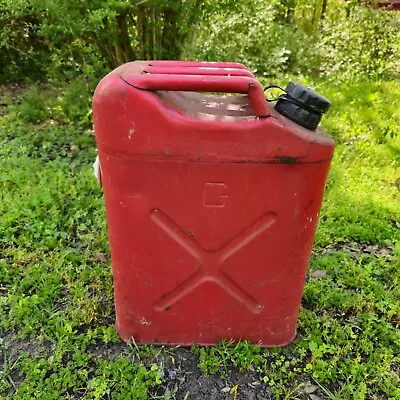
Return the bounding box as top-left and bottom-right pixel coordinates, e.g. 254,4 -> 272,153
150,209 -> 276,314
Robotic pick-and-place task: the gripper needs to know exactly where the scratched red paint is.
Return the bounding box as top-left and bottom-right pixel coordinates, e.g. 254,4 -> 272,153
93,61 -> 335,347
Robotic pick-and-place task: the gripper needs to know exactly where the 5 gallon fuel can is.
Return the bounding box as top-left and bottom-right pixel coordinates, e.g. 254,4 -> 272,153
93,61 -> 335,347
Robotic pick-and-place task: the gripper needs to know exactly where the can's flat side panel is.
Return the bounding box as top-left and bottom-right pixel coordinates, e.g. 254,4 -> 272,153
100,158 -> 331,347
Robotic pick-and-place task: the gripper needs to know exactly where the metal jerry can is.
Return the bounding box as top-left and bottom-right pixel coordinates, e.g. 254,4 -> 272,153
92,61 -> 335,347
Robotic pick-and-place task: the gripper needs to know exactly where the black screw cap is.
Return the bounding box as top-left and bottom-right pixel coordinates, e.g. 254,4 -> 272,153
275,82 -> 331,130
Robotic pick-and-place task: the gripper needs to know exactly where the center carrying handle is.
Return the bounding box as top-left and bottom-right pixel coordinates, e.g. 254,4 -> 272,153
121,61 -> 270,117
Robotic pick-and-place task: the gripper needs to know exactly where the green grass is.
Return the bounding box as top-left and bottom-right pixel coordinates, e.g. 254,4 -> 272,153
0,77 -> 399,399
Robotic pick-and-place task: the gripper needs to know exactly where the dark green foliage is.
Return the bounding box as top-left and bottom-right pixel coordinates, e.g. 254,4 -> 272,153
0,0 -> 206,82
186,0 -> 321,76
188,0 -> 400,78
0,1 -> 48,81
1,1 -> 399,82
317,2 -> 400,78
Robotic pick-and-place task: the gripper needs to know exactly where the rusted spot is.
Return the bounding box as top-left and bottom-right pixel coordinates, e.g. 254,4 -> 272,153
305,199 -> 314,210
276,155 -> 301,164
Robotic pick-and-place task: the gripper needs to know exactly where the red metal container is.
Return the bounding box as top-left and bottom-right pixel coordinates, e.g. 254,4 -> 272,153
93,61 -> 335,347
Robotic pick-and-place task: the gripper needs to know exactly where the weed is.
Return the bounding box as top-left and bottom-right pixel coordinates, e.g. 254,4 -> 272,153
10,85 -> 47,123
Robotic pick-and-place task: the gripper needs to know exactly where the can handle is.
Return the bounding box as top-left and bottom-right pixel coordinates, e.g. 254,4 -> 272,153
121,74 -> 270,117
148,60 -> 248,69
144,65 -> 255,78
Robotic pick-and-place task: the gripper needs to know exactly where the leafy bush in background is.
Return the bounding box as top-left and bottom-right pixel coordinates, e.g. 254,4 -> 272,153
1,0 -> 399,83
185,0 -> 321,76
0,0 -> 49,81
317,1 -> 400,78
186,0 -> 400,79
0,0 -> 207,82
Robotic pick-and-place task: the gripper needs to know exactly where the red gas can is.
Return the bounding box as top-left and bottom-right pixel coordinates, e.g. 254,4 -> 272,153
93,61 -> 334,347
